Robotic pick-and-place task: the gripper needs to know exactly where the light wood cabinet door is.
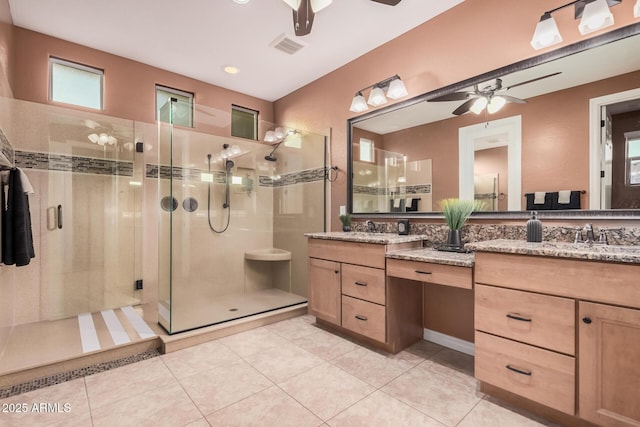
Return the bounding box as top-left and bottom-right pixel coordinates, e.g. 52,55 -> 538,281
579,302 -> 640,427
308,258 -> 341,325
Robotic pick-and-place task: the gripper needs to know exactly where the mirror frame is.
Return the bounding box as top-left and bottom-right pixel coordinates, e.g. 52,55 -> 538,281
347,23 -> 640,220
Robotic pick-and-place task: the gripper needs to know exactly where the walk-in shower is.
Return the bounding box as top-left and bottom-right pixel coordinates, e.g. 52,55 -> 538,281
157,101 -> 327,334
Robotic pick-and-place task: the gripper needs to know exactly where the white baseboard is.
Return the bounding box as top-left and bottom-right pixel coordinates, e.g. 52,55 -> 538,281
423,328 -> 475,356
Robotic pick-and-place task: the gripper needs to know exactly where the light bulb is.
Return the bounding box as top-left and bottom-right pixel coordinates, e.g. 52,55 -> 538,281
470,97 -> 488,114
487,96 -> 506,114
367,86 -> 387,107
349,92 -> 368,112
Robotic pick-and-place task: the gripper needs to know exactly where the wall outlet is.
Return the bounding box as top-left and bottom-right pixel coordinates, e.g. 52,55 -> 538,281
134,279 -> 143,290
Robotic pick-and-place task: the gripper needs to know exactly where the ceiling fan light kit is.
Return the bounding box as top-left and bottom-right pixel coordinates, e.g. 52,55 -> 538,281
635,0 -> 640,17
530,0 -> 629,50
349,75 -> 408,112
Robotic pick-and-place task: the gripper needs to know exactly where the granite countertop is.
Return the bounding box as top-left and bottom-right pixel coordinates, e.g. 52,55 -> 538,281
466,239 -> 640,264
304,232 -> 426,245
386,247 -> 474,268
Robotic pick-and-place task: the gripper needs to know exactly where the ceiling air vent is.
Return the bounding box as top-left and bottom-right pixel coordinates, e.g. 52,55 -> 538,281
270,33 -> 306,55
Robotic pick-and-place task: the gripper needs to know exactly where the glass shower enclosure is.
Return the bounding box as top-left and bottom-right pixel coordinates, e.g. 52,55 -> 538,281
157,100 -> 326,333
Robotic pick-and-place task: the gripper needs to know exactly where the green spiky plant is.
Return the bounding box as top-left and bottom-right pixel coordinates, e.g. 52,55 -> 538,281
339,214 -> 351,228
439,198 -> 485,230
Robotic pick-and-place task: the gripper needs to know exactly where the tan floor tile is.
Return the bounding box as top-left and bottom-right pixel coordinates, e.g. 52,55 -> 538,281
90,382 -> 202,427
265,316 -> 321,340
331,346 -> 416,388
218,327 -> 290,357
429,348 -> 475,376
45,410 -> 94,427
459,398 -> 558,427
85,357 -> 177,409
327,390 -> 445,427
382,363 -> 483,426
292,330 -> 357,361
184,419 -> 212,427
179,358 -> 272,415
400,340 -> 447,362
161,339 -> 240,379
207,386 -> 323,427
0,378 -> 89,427
244,342 -> 324,383
279,362 -> 375,421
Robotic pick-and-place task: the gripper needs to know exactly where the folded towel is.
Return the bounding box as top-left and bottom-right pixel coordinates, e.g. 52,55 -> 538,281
393,198 -> 401,208
406,197 -> 413,206
558,190 -> 571,204
17,168 -> 34,194
534,192 -> 546,204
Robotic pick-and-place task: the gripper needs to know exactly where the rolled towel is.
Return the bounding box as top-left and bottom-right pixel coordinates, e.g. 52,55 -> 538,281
558,190 -> 571,204
534,192 -> 546,204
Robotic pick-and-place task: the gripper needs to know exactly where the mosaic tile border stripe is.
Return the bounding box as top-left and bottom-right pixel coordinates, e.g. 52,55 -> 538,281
15,150 -> 133,177
0,128 -> 14,167
354,183 -> 432,195
0,349 -> 161,399
147,164 -> 326,187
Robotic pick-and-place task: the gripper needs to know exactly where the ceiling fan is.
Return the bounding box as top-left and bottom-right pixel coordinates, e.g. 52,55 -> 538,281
282,0 -> 402,36
428,72 -> 562,116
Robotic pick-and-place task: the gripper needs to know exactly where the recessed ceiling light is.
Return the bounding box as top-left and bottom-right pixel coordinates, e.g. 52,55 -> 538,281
224,65 -> 239,75
233,0 -> 250,4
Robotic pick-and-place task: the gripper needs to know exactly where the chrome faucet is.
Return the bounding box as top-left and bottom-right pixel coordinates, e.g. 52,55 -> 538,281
574,224 -> 608,245
365,220 -> 378,233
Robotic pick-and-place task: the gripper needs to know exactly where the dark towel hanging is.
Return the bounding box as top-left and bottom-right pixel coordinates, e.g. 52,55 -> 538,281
2,168 -> 35,266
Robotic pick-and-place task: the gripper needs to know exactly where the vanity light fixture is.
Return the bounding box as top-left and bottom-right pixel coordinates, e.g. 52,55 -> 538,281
530,0 -> 622,50
349,75 -> 408,112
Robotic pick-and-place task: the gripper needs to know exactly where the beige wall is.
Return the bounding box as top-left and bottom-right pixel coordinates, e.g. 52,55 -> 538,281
10,27 -> 274,132
274,0 -> 639,230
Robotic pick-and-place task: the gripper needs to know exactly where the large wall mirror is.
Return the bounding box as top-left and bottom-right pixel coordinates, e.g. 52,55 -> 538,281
348,24 -> 640,216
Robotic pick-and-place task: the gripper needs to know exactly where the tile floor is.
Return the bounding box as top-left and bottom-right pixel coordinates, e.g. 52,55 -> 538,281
0,315 -> 558,427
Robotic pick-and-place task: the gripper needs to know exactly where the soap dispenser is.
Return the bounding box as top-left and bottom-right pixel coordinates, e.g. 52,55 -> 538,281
526,211 -> 542,243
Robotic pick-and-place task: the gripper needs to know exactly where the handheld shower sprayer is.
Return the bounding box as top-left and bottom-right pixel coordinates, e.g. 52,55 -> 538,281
205,144 -> 236,234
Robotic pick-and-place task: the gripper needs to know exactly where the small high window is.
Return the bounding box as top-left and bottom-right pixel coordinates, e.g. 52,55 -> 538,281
627,133 -> 640,185
156,85 -> 194,127
359,138 -> 375,163
49,57 -> 103,110
231,105 -> 258,140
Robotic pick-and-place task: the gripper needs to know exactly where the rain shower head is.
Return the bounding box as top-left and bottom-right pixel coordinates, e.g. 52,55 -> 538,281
265,153 -> 278,162
225,159 -> 235,171
263,129 -> 298,163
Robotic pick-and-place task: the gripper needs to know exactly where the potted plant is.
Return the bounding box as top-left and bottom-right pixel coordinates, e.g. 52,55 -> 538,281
339,214 -> 352,232
439,198 -> 484,248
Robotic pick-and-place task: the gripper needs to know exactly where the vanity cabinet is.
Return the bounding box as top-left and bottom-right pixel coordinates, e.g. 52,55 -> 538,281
473,250 -> 640,425
307,237 -> 422,353
579,302 -> 640,427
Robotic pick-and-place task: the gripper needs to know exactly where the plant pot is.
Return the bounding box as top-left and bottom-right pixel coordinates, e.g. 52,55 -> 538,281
446,229 -> 462,248
342,225 -> 351,232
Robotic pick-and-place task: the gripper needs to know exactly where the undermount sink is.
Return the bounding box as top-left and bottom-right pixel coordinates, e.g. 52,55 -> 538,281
244,248 -> 291,261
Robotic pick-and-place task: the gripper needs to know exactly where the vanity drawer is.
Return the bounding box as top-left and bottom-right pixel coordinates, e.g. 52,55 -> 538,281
342,295 -> 386,342
308,239 -> 386,269
342,264 -> 386,305
386,258 -> 472,289
475,331 -> 575,415
475,285 -> 575,355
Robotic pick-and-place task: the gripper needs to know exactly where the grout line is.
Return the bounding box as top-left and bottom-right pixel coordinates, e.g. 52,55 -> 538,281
78,313 -> 101,353
101,309 -> 131,346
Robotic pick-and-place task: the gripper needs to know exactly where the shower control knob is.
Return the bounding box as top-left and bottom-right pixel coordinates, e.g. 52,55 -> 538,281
334,270 -> 339,274
582,317 -> 592,324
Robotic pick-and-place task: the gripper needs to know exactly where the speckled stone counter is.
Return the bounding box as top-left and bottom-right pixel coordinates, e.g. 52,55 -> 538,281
466,239 -> 640,264
386,247 -> 474,267
304,232 -> 425,245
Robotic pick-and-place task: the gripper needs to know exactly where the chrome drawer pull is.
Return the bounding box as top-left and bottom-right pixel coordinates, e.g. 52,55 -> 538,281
414,270 -> 432,275
354,281 -> 368,287
506,313 -> 532,322
506,364 -> 532,376
355,315 -> 368,321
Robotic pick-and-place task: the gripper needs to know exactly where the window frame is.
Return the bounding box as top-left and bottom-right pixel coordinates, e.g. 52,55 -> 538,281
231,104 -> 259,140
625,131 -> 640,186
156,85 -> 194,128
49,57 -> 104,110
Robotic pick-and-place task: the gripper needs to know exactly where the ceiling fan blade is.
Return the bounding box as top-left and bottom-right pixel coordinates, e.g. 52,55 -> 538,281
505,72 -> 562,91
500,95 -> 527,104
452,98 -> 477,116
370,0 -> 402,5
293,0 -> 315,36
429,92 -> 473,102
